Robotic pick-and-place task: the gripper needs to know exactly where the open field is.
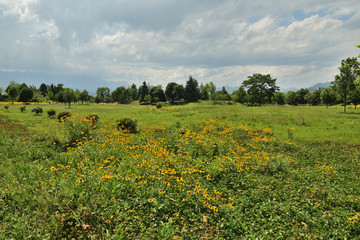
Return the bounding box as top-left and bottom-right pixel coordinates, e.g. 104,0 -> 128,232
1,102 -> 360,239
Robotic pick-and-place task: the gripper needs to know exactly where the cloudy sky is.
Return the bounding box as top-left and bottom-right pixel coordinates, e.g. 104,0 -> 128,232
0,0 -> 359,91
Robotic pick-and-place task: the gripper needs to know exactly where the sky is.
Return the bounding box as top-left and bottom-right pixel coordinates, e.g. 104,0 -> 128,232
0,0 -> 359,92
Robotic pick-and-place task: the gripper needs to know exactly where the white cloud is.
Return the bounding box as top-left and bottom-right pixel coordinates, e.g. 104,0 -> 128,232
0,0 -> 359,90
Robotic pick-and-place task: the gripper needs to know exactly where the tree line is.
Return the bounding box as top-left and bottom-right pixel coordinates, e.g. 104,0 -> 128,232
0,53 -> 359,109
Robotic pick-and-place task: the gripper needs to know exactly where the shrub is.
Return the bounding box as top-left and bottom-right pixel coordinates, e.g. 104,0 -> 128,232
155,102 -> 169,109
4,105 -> 9,110
31,107 -> 43,115
58,112 -> 71,122
19,106 -> 26,112
116,117 -> 138,133
47,109 -> 56,118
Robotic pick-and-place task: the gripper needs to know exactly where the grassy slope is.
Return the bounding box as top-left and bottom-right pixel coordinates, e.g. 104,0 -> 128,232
1,102 -> 360,239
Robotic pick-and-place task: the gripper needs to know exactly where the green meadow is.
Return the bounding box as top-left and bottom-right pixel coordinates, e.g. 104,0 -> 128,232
1,102 -> 360,239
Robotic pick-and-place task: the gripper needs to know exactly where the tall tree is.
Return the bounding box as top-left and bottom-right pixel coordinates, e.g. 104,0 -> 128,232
18,87 -> 34,102
150,85 -> 166,103
7,86 -> 18,103
79,90 -> 90,104
138,81 -> 149,104
63,88 -> 76,108
320,88 -> 337,108
130,83 -> 138,101
96,87 -> 111,103
271,92 -> 285,105
331,57 -> 360,113
165,82 -> 178,103
184,76 -> 200,102
242,73 -> 279,105
39,83 -> 48,96
112,86 -> 132,104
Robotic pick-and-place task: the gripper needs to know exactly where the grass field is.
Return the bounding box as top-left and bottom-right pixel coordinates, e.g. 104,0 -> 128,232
1,102 -> 360,239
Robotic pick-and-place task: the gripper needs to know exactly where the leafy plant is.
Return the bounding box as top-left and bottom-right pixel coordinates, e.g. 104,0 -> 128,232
57,111 -> 71,122
19,106 -> 26,112
4,105 -> 9,110
31,107 -> 43,115
116,117 -> 138,133
47,109 -> 56,118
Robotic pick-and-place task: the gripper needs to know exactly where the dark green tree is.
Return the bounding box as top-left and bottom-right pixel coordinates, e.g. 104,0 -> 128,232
306,90 -> 321,106
286,91 -> 298,105
242,73 -> 279,105
138,81 -> 149,104
271,92 -> 285,105
79,90 -> 90,104
295,88 -> 310,105
7,86 -> 18,103
112,86 -> 132,104
232,86 -> 247,103
150,85 -> 166,103
39,83 -> 48,96
165,82 -> 178,103
18,87 -> 34,102
130,83 -> 138,101
320,88 -> 337,108
95,87 -> 111,103
331,57 -> 360,112
184,76 -> 200,102
63,88 -> 76,108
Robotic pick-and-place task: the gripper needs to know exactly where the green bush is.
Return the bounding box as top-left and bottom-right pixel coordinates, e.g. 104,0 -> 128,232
155,102 -> 169,109
57,112 -> 71,122
31,107 -> 43,115
19,106 -> 26,112
116,117 -> 138,133
47,109 -> 56,118
4,105 -> 9,110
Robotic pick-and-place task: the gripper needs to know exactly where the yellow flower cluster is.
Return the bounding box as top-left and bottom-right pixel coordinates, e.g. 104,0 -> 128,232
48,114 -> 294,214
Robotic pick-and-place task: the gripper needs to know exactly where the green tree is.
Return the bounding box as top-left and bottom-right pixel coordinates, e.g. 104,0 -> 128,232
149,85 -> 166,103
232,86 -> 247,103
39,83 -> 48,96
95,87 -> 111,103
320,88 -> 337,108
331,57 -> 360,113
79,90 -> 90,104
184,76 -> 200,102
165,82 -> 178,103
306,90 -> 321,106
350,85 -> 360,109
271,92 -> 285,105
242,73 -> 279,105
130,83 -> 138,101
7,86 -> 18,103
112,86 -> 132,104
18,87 -> 34,102
138,81 -> 149,104
295,88 -> 310,105
286,91 -> 298,105
63,88 -> 76,108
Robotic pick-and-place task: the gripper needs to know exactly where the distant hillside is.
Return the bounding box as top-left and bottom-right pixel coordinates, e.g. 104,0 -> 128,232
307,82 -> 331,91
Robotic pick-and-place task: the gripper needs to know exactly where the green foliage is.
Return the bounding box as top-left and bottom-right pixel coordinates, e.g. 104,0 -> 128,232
18,87 -> 34,102
138,81 -> 149,104
232,86 -> 247,103
184,76 -> 200,102
57,111 -> 71,122
31,107 -> 43,115
271,92 -> 285,105
155,102 -> 169,109
242,73 -> 279,105
95,87 -> 111,103
332,57 -> 360,112
19,106 -> 26,112
63,88 -> 76,108
7,86 -> 18,102
116,117 -> 138,133
111,86 -> 132,104
4,105 -> 9,110
321,88 -> 337,107
47,109 -> 56,118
